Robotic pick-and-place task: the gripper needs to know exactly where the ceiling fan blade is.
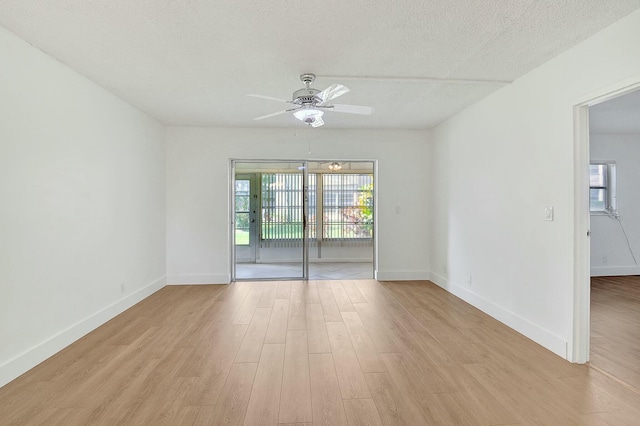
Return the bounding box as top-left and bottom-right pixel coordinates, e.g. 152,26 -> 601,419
330,104 -> 374,115
317,84 -> 350,104
253,110 -> 291,120
310,116 -> 325,128
247,94 -> 290,103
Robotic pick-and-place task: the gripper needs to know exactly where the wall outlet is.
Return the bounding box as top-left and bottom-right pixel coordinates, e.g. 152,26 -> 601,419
467,275 -> 472,285
602,256 -> 607,264
120,282 -> 126,293
544,206 -> 554,221
443,264 -> 447,275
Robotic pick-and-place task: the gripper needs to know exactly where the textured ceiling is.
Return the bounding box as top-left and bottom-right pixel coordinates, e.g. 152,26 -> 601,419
1,1 -> 640,129
590,89 -> 640,134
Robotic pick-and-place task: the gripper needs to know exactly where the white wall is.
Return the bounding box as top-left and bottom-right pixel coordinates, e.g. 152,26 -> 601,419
166,127 -> 430,284
590,133 -> 640,276
429,9 -> 640,360
0,27 -> 166,387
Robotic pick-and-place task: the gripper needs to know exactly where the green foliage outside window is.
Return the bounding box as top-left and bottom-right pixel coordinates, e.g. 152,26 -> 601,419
357,183 -> 374,236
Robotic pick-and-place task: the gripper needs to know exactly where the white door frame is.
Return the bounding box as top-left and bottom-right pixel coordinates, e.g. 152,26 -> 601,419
572,76 -> 640,363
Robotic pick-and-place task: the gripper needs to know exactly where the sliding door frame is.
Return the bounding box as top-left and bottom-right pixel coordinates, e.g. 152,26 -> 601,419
230,159 -> 310,281
230,158 -> 377,282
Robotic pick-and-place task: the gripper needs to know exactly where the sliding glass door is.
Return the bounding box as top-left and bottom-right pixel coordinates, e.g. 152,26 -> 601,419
232,159 -> 375,281
306,161 -> 374,280
234,174 -> 258,263
232,161 -> 308,280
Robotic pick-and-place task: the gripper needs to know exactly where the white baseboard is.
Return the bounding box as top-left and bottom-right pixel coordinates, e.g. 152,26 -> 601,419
429,272 -> 568,360
0,276 -> 166,388
375,270 -> 430,281
590,266 -> 640,276
167,274 -> 230,285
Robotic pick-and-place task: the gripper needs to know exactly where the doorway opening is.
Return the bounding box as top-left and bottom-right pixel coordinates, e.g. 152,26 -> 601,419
573,80 -> 640,367
586,89 -> 640,388
231,160 -> 376,281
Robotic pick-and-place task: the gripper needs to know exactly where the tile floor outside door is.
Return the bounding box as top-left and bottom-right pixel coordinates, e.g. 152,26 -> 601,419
235,262 -> 373,280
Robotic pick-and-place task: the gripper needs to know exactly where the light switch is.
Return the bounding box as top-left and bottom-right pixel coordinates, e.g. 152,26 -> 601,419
395,206 -> 401,214
544,206 -> 554,221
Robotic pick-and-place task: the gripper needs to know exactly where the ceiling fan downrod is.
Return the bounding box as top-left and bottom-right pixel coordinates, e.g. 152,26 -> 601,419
300,73 -> 316,88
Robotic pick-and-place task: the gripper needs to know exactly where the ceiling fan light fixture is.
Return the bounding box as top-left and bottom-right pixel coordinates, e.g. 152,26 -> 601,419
293,108 -> 324,126
328,162 -> 342,171
249,73 -> 373,126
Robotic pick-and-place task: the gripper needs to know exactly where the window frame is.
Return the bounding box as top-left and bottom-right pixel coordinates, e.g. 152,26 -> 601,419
320,173 -> 374,241
589,161 -> 617,215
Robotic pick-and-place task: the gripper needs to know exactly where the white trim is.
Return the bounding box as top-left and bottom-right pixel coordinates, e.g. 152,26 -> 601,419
373,160 -> 379,278
571,74 -> 640,108
0,276 -> 166,388
572,104 -> 591,364
430,272 -> 568,359
167,274 -> 231,285
229,159 -> 236,281
375,270 -> 430,281
590,266 -> 640,276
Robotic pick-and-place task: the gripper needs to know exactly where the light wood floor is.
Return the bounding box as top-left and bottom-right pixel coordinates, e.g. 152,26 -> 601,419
2,280 -> 640,425
591,275 -> 640,391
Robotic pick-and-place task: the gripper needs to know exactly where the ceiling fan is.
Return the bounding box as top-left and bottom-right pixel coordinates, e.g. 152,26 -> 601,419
248,73 -> 374,127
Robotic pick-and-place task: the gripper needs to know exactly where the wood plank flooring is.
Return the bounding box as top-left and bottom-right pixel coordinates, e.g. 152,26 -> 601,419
2,280 -> 640,425
591,275 -> 640,391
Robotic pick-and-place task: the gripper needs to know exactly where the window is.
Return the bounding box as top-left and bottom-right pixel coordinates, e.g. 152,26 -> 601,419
322,174 -> 373,239
589,162 -> 616,214
259,172 -> 373,240
234,179 -> 251,245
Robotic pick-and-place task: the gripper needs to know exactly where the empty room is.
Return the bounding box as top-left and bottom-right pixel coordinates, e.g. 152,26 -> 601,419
2,1 -> 640,425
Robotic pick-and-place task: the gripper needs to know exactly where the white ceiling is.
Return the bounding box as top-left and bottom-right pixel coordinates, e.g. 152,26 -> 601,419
590,89 -> 640,134
1,1 -> 640,130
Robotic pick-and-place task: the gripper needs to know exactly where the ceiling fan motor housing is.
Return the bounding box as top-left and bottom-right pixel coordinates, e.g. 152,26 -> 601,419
292,88 -> 321,105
